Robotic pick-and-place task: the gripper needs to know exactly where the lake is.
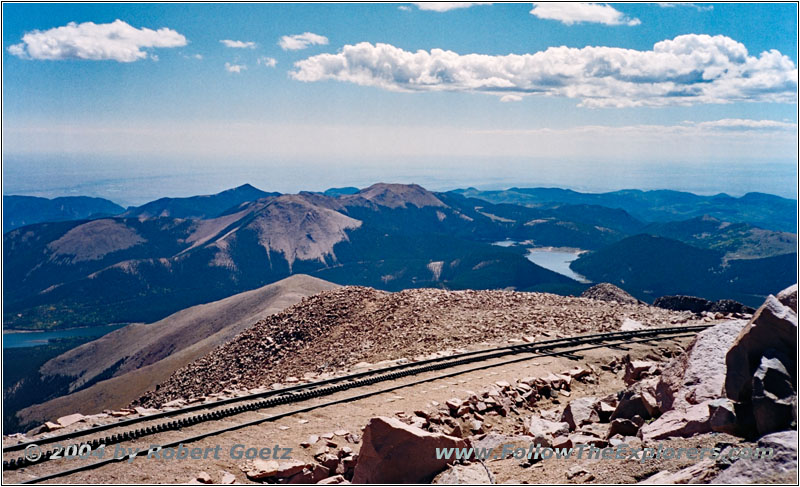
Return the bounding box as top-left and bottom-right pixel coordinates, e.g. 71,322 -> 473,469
492,241 -> 592,283
525,248 -> 592,284
3,324 -> 128,349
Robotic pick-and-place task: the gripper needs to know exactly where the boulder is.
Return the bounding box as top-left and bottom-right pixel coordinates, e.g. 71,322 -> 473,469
525,416 -> 570,447
639,401 -> 713,442
777,284 -> 797,312
561,397 -> 600,430
568,433 -> 607,448
56,413 -> 86,427
623,360 -> 658,385
612,380 -> 658,421
607,418 -> 640,438
246,459 -> 312,480
711,430 -> 798,484
288,465 -> 331,484
709,300 -> 754,315
653,295 -> 712,313
725,295 -> 797,403
752,349 -> 796,436
708,398 -> 738,435
596,395 -> 617,422
639,460 -> 718,484
351,416 -> 466,483
432,463 -> 493,484
657,320 -> 746,412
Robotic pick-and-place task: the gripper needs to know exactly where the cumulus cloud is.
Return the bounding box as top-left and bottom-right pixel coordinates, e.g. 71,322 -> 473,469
220,39 -> 257,49
413,3 -> 492,12
225,62 -> 246,73
500,94 -> 523,102
530,3 -> 640,26
279,32 -> 328,51
7,19 -> 186,62
290,35 -> 798,108
258,56 -> 277,68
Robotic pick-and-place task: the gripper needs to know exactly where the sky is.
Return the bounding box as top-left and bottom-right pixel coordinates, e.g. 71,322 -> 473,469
2,2 -> 798,204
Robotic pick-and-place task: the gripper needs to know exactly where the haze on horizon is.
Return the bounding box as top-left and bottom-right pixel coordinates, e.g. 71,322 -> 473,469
2,3 -> 798,205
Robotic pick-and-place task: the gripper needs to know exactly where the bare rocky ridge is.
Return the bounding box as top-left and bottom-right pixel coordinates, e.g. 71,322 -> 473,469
342,183 -> 447,209
136,287 -> 697,407
16,275 -> 338,427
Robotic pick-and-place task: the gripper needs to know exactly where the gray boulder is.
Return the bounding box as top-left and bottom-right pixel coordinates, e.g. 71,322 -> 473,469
725,295 -> 797,403
712,430 -> 798,484
752,349 -> 796,436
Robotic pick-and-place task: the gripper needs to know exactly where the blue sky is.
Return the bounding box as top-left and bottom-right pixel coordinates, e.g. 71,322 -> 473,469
2,3 -> 798,202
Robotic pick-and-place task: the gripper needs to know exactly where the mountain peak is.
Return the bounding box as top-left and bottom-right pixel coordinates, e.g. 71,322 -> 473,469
352,183 -> 446,209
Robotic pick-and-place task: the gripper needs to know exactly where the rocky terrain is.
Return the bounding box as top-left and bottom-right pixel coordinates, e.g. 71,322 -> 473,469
136,286 -> 701,407
5,285 -> 795,485
225,283 -> 798,484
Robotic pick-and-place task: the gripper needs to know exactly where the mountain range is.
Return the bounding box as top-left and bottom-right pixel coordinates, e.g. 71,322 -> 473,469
3,183 -> 796,329
3,195 -> 125,233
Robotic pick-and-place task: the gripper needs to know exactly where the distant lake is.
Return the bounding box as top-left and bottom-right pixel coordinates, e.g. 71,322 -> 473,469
493,241 -> 592,283
525,248 -> 592,283
3,324 -> 127,349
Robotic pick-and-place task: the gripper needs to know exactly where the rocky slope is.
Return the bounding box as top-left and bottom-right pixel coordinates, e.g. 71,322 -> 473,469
12,275 -> 338,428
136,286 -> 697,407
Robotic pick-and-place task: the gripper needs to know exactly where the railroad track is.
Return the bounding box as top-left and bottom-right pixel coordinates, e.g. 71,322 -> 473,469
3,324 -> 708,483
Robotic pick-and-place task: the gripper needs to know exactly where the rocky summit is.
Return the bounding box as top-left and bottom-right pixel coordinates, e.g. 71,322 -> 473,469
580,283 -> 641,305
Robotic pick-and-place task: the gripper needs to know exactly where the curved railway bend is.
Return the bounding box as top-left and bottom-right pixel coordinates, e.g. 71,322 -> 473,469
2,326 -> 708,484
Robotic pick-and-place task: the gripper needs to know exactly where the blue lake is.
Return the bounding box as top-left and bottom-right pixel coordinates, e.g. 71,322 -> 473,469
3,324 -> 128,349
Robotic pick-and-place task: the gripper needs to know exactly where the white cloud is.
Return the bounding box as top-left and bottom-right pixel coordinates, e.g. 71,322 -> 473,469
220,39 -> 257,49
290,35 -> 798,108
7,19 -> 186,62
413,3 -> 491,12
474,119 -> 798,136
225,62 -> 246,73
500,94 -> 523,103
694,119 -> 797,131
193,54 -> 203,60
530,3 -> 641,26
398,6 -> 412,11
258,56 -> 277,68
659,3 -> 713,11
279,32 -> 329,51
